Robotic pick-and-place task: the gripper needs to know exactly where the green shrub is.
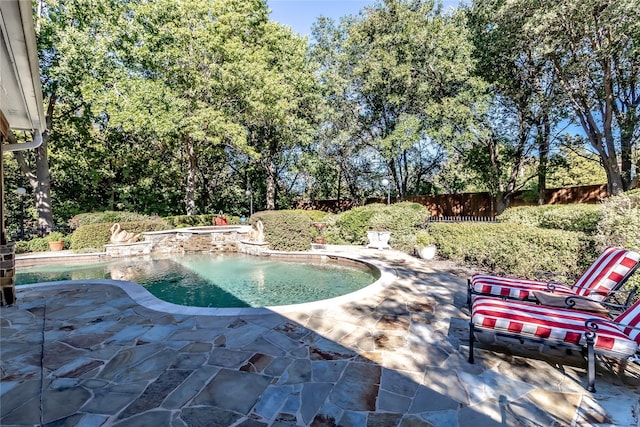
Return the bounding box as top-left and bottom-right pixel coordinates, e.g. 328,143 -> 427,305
165,214 -> 245,228
290,209 -> 332,223
68,211 -> 155,229
24,237 -> 50,252
165,214 -> 215,228
13,231 -> 72,253
324,205 -> 377,245
538,204 -> 603,234
70,220 -> 171,252
429,222 -> 597,280
497,205 -> 560,227
597,191 -> 640,253
323,202 -> 430,252
498,204 -> 603,234
415,230 -> 435,247
370,202 -> 430,252
45,231 -> 65,242
250,211 -> 313,252
14,240 -> 30,254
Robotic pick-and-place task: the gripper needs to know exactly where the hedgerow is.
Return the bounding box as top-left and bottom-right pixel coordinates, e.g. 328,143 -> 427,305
428,221 -> 597,280
70,220 -> 170,252
323,202 -> 430,253
250,211 -> 313,252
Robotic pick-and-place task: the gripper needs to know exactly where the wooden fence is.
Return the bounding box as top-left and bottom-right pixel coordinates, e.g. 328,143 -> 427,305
296,184 -> 609,218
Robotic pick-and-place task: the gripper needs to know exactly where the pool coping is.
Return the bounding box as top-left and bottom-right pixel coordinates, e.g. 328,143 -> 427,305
16,251 -> 397,316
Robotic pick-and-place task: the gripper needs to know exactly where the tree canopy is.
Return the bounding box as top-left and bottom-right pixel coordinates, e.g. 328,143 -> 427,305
5,0 -> 637,230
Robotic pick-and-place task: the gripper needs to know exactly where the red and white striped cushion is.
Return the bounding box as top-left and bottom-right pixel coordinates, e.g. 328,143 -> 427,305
614,298 -> 640,345
572,247 -> 640,300
470,247 -> 640,302
471,296 -> 638,357
471,275 -> 574,300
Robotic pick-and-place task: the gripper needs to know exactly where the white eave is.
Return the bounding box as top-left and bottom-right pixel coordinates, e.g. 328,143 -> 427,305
0,0 -> 45,136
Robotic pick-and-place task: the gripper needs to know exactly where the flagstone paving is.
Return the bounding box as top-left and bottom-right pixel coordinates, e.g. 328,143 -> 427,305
2,248 -> 640,426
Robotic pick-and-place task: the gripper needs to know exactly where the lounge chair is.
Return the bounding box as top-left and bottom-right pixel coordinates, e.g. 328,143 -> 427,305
468,295 -> 640,392
468,247 -> 640,307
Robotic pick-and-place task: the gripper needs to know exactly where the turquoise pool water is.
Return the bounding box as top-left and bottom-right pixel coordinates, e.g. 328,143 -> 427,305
16,254 -> 377,308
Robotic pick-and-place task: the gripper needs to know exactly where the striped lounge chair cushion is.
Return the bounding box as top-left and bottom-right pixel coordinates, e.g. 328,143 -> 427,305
614,299 -> 640,345
571,247 -> 640,300
470,275 -> 574,300
471,296 -> 638,358
470,247 -> 640,301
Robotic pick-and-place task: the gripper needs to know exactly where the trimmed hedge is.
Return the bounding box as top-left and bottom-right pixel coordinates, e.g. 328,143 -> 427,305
324,206 -> 377,245
14,231 -> 72,254
497,205 -> 560,228
165,214 -> 243,228
597,190 -> 640,253
70,220 -> 171,252
428,221 -> 598,281
250,211 -> 313,252
68,211 -> 154,228
538,204 -> 603,234
323,202 -> 430,252
498,204 -> 603,234
289,209 -> 332,223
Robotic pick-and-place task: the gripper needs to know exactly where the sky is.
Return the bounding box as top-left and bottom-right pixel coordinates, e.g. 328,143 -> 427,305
267,0 -> 461,37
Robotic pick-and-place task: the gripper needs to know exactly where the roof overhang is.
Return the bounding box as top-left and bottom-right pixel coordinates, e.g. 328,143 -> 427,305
0,0 -> 46,139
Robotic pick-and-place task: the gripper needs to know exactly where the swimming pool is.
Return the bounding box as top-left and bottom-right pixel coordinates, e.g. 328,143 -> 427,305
15,254 -> 378,308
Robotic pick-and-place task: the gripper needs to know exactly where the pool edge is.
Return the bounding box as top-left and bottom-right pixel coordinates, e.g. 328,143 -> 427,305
16,252 -> 397,316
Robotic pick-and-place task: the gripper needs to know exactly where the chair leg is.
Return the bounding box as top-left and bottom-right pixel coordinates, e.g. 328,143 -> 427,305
586,332 -> 596,393
468,322 -> 475,364
467,279 -> 472,308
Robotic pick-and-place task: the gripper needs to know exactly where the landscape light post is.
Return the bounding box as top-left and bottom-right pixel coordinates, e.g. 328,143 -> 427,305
16,187 -> 26,239
381,178 -> 390,205
246,189 -> 253,216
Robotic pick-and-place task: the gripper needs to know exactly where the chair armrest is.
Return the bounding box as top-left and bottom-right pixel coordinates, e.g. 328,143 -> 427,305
545,282 -> 566,292
585,318 -> 640,334
604,287 -> 639,307
562,295 -> 610,314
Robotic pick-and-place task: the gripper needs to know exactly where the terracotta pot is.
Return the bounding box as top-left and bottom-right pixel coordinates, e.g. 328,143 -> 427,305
313,236 -> 327,244
48,241 -> 64,251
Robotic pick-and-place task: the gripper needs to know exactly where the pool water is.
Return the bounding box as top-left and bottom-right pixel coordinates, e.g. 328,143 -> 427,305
16,254 -> 377,308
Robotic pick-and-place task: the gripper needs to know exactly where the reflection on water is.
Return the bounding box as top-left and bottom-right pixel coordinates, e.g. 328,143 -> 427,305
16,254 -> 376,308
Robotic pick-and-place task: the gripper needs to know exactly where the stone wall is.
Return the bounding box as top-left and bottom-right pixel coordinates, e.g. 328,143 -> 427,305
105,226 -> 265,258
0,242 -> 16,305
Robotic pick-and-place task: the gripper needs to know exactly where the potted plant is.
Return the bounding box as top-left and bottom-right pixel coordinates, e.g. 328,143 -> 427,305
415,230 -> 436,260
46,231 -> 65,251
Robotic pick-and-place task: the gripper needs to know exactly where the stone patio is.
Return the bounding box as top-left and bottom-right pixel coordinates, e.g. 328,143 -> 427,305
1,248 -> 640,426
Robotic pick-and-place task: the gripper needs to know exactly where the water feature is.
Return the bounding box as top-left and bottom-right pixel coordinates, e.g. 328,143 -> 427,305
16,253 -> 378,308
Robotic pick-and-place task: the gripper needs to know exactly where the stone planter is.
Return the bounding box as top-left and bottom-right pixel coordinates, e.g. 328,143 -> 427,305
416,245 -> 437,260
48,241 -> 64,251
366,231 -> 391,250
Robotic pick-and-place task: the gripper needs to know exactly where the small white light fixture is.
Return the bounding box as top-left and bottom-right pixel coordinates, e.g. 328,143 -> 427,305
381,179 -> 390,205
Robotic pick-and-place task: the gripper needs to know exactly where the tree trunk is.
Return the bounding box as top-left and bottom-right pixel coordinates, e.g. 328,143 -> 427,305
34,142 -> 54,228
13,95 -> 56,229
265,148 -> 276,210
494,191 -> 509,215
537,118 -> 550,205
13,138 -> 54,230
184,134 -> 197,215
620,120 -> 634,191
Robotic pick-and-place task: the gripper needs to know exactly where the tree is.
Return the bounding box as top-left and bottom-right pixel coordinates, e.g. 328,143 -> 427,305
466,0 -> 566,211
311,0 -> 483,200
488,0 -> 640,195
